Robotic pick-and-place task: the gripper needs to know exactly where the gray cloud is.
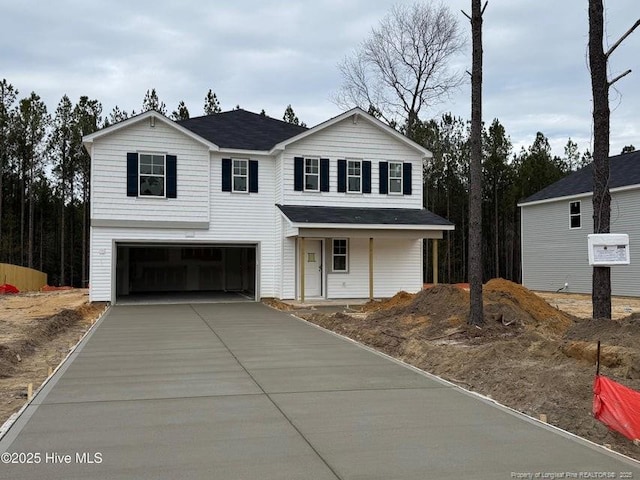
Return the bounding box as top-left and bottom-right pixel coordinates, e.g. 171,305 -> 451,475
2,0 -> 638,157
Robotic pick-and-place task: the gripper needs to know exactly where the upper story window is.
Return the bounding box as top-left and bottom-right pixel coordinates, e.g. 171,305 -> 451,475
389,162 -> 403,194
570,201 -> 581,229
347,160 -> 362,193
305,158 -> 319,191
233,159 -> 248,192
139,153 -> 165,197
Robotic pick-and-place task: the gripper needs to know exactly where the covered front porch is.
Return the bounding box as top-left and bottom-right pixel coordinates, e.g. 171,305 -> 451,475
277,205 -> 454,302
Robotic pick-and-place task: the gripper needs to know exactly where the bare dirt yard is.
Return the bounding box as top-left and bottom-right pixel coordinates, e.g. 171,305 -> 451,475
275,281 -> 640,461
0,290 -> 106,427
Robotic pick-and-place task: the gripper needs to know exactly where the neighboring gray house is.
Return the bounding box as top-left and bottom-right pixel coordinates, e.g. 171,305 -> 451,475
519,150 -> 640,296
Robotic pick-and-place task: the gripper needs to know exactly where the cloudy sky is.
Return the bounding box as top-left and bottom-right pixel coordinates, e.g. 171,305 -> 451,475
3,0 -> 639,157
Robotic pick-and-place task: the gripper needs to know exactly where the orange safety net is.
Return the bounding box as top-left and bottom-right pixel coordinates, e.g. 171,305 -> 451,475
593,375 -> 640,441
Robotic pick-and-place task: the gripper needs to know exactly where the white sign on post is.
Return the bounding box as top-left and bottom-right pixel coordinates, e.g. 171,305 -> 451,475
587,234 -> 630,266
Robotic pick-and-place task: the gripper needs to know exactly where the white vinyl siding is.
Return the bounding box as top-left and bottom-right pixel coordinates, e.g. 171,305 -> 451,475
283,117 -> 422,208
521,187 -> 640,296
91,118 -> 209,224
89,152 -> 278,302
326,238 -> 422,299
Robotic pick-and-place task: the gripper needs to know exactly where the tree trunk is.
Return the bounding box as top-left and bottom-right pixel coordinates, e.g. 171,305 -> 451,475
60,153 -> 66,286
39,201 -> 43,271
20,160 -> 25,266
27,160 -> 34,269
494,183 -> 499,278
468,0 -> 484,325
588,0 -> 612,319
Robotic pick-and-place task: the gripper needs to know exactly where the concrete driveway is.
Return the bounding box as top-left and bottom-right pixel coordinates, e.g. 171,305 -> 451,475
1,303 -> 638,479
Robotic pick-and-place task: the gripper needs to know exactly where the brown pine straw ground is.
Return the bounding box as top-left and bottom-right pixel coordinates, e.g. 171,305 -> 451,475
287,279 -> 640,461
0,290 -> 106,428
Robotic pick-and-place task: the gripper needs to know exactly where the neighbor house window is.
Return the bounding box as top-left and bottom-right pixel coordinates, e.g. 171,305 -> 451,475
305,158 -> 319,191
570,201 -> 581,229
139,153 -> 165,197
347,160 -> 362,193
233,159 -> 248,192
332,239 -> 348,272
389,161 -> 403,194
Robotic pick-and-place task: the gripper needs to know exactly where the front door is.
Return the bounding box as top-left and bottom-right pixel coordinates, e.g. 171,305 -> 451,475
304,240 -> 322,297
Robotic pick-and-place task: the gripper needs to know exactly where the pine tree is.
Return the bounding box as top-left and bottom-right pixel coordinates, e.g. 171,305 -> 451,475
14,93 -> 48,268
204,89 -> 221,115
171,101 -> 190,121
283,105 -> 306,127
72,96 -> 102,287
141,88 -> 167,114
106,106 -> 128,126
0,80 -> 18,261
49,95 -> 74,284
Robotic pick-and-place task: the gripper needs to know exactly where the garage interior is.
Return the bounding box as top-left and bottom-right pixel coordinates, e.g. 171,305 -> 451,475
115,244 -> 256,303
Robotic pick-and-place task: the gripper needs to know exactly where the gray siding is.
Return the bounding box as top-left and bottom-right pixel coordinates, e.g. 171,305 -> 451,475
521,187 -> 640,296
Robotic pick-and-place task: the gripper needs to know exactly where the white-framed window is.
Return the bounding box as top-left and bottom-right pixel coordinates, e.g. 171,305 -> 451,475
232,159 -> 248,192
389,161 -> 403,194
139,153 -> 165,197
570,201 -> 581,229
347,160 -> 362,193
305,158 -> 319,191
332,239 -> 348,272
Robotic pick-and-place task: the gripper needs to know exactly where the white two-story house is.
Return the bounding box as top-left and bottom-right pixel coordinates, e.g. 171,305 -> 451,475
83,107 -> 454,303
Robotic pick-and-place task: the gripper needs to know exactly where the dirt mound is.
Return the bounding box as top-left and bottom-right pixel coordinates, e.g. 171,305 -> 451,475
562,314 -> 640,379
485,278 -> 574,336
371,284 -> 469,321
565,313 -> 640,349
360,291 -> 416,312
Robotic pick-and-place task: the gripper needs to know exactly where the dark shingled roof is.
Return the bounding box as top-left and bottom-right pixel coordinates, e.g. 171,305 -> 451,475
521,150 -> 640,204
277,204 -> 453,227
178,109 -> 307,150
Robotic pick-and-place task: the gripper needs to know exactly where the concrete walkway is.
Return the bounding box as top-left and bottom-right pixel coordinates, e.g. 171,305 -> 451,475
1,303 -> 638,479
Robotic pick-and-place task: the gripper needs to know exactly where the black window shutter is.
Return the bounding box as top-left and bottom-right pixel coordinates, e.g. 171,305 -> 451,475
222,158 -> 232,192
249,160 -> 259,193
403,163 -> 412,195
166,155 -> 177,198
294,157 -> 304,191
126,152 -> 138,197
379,161 -> 388,194
363,161 -> 371,194
320,158 -> 330,192
337,159 -> 346,193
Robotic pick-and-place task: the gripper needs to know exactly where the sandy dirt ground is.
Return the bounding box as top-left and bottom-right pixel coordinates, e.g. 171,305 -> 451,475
537,291 -> 640,320
0,290 -> 106,428
276,281 -> 640,461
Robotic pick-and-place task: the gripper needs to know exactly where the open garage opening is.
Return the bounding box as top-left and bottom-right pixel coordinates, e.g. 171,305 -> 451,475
115,243 -> 257,304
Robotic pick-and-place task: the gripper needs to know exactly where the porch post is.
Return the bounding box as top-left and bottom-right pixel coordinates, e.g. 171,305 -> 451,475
432,239 -> 439,285
299,237 -> 305,303
369,237 -> 374,300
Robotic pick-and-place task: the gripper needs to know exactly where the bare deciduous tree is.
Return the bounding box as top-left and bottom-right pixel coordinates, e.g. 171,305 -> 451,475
334,2 -> 465,139
588,0 -> 639,320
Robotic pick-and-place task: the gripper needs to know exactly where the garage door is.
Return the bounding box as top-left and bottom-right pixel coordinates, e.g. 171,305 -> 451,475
115,244 -> 256,302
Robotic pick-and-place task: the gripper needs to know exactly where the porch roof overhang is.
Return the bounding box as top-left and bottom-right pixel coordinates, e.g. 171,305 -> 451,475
277,204 -> 454,239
